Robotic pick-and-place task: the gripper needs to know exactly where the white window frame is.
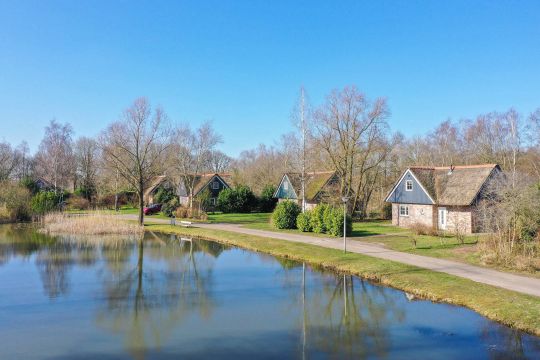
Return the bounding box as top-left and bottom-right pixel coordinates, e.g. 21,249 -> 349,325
284,181 -> 289,190
212,181 -> 219,190
210,198 -> 216,205
399,205 -> 409,217
405,180 -> 413,191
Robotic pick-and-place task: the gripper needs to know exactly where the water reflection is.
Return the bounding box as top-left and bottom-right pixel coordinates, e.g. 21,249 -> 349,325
0,224 -> 539,359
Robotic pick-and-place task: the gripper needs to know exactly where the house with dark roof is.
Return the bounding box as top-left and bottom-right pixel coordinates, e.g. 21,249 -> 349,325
143,175 -> 169,205
144,173 -> 231,210
385,164 -> 501,233
273,171 -> 340,210
178,173 -> 232,209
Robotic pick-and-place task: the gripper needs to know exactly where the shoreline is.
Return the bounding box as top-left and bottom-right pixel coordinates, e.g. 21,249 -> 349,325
144,223 -> 540,337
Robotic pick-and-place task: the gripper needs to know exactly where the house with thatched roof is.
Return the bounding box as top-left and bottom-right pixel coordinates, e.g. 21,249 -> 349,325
143,175 -> 169,205
144,173 -> 232,210
273,171 -> 340,210
385,164 -> 501,233
178,173 -> 232,209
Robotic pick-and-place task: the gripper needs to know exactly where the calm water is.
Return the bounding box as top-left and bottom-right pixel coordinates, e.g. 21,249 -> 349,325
0,225 -> 539,359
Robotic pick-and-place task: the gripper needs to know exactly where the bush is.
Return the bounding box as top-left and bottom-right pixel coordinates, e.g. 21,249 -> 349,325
258,184 -> 277,212
74,186 -> 95,200
154,186 -> 177,204
0,182 -> 31,221
217,185 -> 257,213
272,201 -> 301,229
382,203 -> 392,220
67,196 -> 90,211
296,211 -> 312,232
410,222 -> 437,236
162,197 -> 179,217
175,206 -> 189,219
311,204 -> 329,233
31,191 -> 62,215
326,207 -> 352,237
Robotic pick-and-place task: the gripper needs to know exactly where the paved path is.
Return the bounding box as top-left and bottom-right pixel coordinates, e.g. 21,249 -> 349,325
129,215 -> 540,298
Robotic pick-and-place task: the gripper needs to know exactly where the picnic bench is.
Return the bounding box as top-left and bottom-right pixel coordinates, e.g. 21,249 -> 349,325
180,221 -> 192,228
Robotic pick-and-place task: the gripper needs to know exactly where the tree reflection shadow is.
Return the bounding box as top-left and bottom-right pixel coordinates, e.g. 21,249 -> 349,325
290,262 -> 406,359
94,233 -> 222,359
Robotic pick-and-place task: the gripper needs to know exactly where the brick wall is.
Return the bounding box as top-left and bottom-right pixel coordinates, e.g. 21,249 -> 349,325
392,203 -> 434,229
445,206 -> 472,234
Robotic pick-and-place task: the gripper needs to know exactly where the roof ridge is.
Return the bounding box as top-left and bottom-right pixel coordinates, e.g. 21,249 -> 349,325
433,164 -> 497,170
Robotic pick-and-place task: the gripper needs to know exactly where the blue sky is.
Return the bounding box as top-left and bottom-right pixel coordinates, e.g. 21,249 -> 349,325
1,1 -> 539,156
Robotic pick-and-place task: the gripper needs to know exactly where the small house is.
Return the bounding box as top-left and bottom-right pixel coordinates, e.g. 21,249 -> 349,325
385,164 -> 500,233
273,171 -> 340,210
178,173 -> 232,209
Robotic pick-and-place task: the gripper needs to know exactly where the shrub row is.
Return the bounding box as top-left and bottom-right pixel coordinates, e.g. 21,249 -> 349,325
271,201 -> 352,237
297,204 -> 352,237
217,184 -> 277,213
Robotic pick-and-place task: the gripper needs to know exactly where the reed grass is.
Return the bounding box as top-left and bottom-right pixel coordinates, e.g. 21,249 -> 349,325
41,212 -> 144,236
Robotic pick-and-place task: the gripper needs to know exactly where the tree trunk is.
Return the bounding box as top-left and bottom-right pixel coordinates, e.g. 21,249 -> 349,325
138,184 -> 144,226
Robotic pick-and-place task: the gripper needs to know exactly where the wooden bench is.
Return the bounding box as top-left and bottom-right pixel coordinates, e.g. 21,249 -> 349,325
180,221 -> 192,228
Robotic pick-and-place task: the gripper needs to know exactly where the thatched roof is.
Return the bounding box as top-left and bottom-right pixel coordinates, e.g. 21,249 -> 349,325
143,175 -> 168,200
409,164 -> 499,206
192,173 -> 232,196
282,171 -> 337,201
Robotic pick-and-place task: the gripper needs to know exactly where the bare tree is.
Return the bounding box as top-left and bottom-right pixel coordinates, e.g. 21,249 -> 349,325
34,119 -> 75,192
74,137 -> 100,200
0,141 -> 18,181
208,150 -> 232,173
313,86 -> 392,215
100,98 -> 171,225
171,122 -> 222,210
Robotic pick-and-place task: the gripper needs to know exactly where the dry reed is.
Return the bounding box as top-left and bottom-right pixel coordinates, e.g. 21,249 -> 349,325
41,212 -> 144,236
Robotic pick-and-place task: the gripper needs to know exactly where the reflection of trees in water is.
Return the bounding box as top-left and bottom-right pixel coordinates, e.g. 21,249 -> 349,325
95,233 -> 223,360
482,322 -> 540,360
282,262 -> 406,359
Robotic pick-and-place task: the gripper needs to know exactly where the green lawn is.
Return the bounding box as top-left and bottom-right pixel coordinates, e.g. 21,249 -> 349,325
145,223 -> 540,337
206,212 -> 271,224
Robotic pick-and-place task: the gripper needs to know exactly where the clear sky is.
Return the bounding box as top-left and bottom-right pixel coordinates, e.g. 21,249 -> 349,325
1,1 -> 539,156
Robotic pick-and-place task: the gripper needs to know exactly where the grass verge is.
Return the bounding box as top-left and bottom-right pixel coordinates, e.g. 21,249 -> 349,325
145,223 -> 540,337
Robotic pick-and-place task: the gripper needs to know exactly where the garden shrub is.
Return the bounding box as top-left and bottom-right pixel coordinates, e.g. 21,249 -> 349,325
272,201 -> 301,229
382,203 -> 392,220
311,203 -> 328,233
31,191 -> 62,215
326,207 -> 352,237
0,182 -> 31,221
161,197 -> 180,217
258,184 -> 277,212
217,185 -> 257,213
175,206 -> 189,219
154,187 -> 177,205
67,196 -> 90,211
296,211 -> 312,232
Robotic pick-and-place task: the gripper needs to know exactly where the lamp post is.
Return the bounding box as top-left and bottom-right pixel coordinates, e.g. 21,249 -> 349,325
341,196 -> 350,253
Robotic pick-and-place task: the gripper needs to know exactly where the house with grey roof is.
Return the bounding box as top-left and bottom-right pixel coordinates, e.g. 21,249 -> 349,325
385,164 -> 500,233
273,171 -> 341,210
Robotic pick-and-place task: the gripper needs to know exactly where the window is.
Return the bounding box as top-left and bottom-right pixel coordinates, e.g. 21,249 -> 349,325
399,205 -> 409,216
405,180 -> 413,191
212,181 -> 219,190
210,198 -> 216,205
284,181 -> 289,190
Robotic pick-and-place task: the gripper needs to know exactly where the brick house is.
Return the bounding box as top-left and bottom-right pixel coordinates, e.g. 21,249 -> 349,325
385,164 -> 500,233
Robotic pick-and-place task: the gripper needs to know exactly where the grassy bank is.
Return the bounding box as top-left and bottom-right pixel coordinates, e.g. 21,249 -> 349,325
145,223 -> 540,337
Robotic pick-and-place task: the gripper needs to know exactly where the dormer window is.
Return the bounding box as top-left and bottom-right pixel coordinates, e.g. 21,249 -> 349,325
405,180 -> 413,191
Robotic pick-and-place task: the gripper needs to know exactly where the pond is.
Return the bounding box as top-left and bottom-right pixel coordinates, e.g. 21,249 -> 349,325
0,224 -> 539,359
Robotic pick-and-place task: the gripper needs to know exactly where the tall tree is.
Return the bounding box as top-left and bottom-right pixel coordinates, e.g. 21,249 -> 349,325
0,141 -> 18,181
313,86 -> 392,215
74,137 -> 100,200
100,98 -> 170,225
34,119 -> 75,192
171,122 -> 222,210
